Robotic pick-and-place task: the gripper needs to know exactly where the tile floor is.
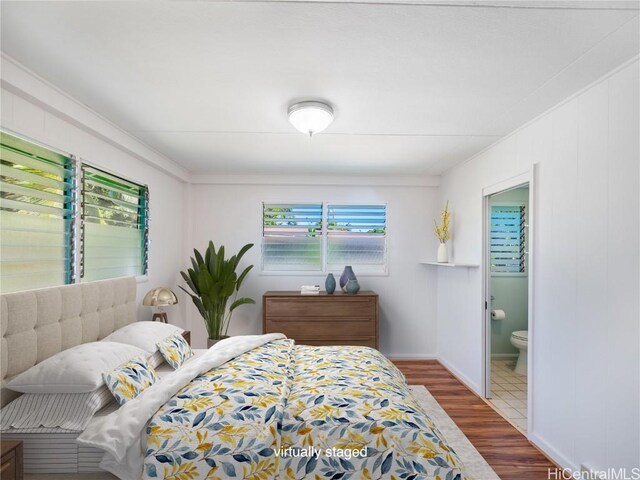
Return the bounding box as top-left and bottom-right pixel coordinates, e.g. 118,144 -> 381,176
489,358 -> 528,432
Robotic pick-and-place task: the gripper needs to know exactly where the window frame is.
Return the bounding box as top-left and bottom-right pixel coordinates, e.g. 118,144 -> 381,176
79,161 -> 150,282
0,130 -> 149,292
489,201 -> 528,277
260,201 -> 389,276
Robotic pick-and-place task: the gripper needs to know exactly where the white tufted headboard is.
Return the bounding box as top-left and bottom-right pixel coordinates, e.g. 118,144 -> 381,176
0,276 -> 137,407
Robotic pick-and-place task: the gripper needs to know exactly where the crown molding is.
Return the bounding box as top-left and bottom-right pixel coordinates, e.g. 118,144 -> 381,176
189,173 -> 440,187
1,53 -> 191,183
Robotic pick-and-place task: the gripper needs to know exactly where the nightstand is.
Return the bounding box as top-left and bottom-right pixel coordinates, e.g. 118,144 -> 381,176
1,440 -> 23,480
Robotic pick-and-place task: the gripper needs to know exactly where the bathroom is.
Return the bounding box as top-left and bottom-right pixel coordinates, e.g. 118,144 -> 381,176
488,185 -> 529,432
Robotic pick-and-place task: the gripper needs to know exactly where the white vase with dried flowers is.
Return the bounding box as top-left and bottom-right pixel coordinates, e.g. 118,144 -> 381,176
434,202 -> 451,263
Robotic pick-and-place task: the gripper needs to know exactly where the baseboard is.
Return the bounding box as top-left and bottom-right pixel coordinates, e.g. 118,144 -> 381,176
433,357 -> 573,473
528,431 -> 576,472
490,353 -> 519,359
434,359 -> 573,474
387,353 -> 439,360
436,356 -> 481,395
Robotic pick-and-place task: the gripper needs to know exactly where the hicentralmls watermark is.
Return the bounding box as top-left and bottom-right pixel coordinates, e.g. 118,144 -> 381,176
548,468 -> 640,480
274,446 -> 368,461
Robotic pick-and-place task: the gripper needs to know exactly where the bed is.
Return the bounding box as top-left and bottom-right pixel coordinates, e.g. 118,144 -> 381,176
0,277 -> 139,474
1,278 -> 471,480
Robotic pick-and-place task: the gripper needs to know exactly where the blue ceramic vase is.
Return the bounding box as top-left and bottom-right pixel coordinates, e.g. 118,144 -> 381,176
325,273 -> 336,294
345,278 -> 361,294
339,266 -> 357,292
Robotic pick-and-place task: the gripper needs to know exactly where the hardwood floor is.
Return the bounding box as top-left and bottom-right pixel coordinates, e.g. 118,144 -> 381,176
393,360 -> 556,480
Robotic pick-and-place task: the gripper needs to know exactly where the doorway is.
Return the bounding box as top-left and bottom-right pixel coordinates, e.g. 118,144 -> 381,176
484,181 -> 531,434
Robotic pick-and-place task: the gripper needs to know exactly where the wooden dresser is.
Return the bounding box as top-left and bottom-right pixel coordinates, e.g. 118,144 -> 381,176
263,291 -> 378,349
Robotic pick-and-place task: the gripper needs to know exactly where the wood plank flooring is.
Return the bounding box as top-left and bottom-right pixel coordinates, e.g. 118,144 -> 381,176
393,360 -> 556,480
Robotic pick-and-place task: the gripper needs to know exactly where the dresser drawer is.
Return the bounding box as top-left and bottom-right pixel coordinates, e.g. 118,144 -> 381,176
265,318 -> 374,338
265,298 -> 375,318
295,337 -> 377,348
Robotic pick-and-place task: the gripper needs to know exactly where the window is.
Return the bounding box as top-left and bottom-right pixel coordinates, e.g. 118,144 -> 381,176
262,204 -> 322,271
262,202 -> 387,273
0,133 -> 76,292
490,204 -> 526,274
326,204 -> 386,271
0,131 -> 149,293
81,166 -> 149,282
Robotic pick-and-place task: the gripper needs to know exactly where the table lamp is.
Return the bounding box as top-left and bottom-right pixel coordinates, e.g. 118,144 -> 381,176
142,287 -> 178,323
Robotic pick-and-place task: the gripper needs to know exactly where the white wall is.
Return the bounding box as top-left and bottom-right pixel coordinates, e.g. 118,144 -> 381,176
0,73 -> 188,326
437,59 -> 639,470
184,183 -> 439,358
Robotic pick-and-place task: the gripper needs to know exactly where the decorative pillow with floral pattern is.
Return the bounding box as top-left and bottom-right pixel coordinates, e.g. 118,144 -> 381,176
103,356 -> 159,405
156,333 -> 193,369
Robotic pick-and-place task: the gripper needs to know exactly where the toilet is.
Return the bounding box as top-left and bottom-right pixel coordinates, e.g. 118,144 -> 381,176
510,330 -> 528,375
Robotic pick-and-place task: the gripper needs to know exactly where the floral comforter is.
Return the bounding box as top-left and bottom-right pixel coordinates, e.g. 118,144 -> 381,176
143,340 -> 469,480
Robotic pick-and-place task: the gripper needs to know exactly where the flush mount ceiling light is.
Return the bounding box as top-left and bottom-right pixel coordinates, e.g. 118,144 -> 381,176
288,101 -> 334,136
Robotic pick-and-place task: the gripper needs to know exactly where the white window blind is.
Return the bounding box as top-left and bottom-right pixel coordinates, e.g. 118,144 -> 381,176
326,204 -> 386,272
262,204 -> 322,271
0,132 -> 75,293
81,166 -> 148,282
490,204 -> 526,274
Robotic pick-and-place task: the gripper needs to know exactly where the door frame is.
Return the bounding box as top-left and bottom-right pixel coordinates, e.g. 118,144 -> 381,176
481,165 -> 536,436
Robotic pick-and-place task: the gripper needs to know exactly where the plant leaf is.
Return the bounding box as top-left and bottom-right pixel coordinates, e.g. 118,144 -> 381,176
180,271 -> 197,294
215,246 -> 225,277
229,297 -> 256,312
236,265 -> 253,290
193,248 -> 204,266
205,244 -> 212,269
235,243 -> 254,267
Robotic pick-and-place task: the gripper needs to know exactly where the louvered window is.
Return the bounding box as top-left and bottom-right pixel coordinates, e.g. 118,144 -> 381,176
262,202 -> 387,273
0,132 -> 76,293
0,131 -> 149,293
262,204 -> 322,271
81,166 -> 148,281
326,204 -> 386,272
490,204 -> 527,274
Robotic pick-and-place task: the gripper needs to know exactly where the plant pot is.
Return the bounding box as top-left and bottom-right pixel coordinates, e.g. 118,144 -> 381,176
207,336 -> 229,348
437,243 -> 448,263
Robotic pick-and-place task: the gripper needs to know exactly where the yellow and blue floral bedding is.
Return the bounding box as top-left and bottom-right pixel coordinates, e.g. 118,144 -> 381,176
143,339 -> 469,479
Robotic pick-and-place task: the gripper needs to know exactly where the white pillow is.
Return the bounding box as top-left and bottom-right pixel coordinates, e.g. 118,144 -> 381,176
102,321 -> 184,354
6,342 -> 147,394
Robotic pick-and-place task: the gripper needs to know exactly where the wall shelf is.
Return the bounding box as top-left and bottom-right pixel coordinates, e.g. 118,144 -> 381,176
420,261 -> 479,268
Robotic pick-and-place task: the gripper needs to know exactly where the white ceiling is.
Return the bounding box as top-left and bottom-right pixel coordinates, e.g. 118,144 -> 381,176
1,1 -> 638,175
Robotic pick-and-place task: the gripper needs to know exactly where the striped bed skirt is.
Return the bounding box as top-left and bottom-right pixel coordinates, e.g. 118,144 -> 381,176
2,431 -> 104,474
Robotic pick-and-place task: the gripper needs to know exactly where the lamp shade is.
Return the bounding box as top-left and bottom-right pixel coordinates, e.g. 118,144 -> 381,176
288,101 -> 334,136
142,287 -> 178,307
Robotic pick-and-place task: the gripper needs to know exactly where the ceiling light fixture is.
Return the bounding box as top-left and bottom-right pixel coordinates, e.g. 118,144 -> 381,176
288,101 -> 334,137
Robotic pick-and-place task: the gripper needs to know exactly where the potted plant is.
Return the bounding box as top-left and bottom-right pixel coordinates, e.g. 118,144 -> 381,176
180,242 -> 255,347
434,202 -> 451,263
